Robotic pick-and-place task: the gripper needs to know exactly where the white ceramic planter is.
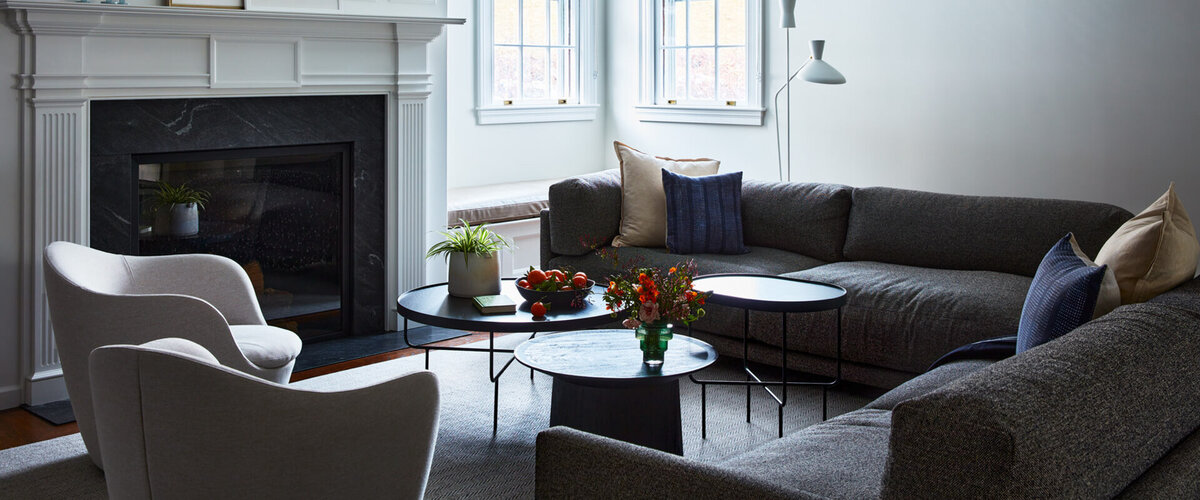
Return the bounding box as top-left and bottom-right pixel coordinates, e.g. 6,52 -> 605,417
446,251 -> 501,298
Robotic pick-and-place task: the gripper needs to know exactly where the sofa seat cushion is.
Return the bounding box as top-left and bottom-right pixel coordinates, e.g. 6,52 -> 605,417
719,408 -> 892,499
229,325 -> 302,369
761,262 -> 1032,374
548,245 -> 825,281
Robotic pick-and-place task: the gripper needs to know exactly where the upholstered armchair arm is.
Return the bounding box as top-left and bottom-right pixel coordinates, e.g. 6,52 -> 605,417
89,292 -> 259,375
90,344 -> 440,500
125,253 -> 266,325
535,427 -> 814,499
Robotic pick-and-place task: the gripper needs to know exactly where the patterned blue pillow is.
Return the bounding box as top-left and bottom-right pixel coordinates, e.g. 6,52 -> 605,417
661,169 -> 748,255
1016,233 -> 1108,353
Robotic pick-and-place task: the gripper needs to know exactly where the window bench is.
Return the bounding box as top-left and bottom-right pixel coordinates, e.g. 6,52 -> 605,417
446,177 -> 566,277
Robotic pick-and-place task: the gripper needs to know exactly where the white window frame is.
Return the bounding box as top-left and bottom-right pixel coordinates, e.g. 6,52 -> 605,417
476,0 -> 599,125
636,0 -> 764,126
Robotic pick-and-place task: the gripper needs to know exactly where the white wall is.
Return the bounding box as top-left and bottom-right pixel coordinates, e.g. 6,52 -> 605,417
606,0 -> 1200,213
445,1 -> 608,189
0,25 -> 23,409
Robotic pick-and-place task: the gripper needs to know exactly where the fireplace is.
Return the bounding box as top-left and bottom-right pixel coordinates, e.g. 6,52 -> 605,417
4,2 -> 461,406
91,96 -> 386,340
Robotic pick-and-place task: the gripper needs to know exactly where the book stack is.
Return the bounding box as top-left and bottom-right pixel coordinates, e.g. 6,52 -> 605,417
472,294 -> 517,314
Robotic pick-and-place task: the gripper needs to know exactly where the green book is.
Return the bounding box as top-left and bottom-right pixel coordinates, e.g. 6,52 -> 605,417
473,294 -> 517,314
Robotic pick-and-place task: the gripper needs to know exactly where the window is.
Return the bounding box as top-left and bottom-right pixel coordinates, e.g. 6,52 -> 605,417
477,0 -> 598,125
638,0 -> 763,125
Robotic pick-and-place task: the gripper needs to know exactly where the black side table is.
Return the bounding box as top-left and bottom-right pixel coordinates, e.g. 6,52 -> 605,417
395,278 -> 613,434
515,330 -> 718,454
689,273 -> 847,438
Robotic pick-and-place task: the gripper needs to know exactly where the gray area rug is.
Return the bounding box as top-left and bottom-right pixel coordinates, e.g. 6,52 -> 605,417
0,333 -> 883,499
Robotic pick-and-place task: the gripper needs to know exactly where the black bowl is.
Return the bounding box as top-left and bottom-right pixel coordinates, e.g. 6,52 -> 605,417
516,279 -> 595,308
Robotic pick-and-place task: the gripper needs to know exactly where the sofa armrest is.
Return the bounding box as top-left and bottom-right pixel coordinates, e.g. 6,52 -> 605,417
535,427 -> 815,499
882,303 -> 1200,499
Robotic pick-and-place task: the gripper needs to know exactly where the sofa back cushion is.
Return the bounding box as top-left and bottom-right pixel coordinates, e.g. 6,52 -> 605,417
547,170 -> 624,256
844,187 -> 1132,276
881,303 -> 1200,499
741,181 -> 853,262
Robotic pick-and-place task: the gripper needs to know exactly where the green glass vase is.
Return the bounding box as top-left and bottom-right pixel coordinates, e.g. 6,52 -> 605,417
635,321 -> 673,367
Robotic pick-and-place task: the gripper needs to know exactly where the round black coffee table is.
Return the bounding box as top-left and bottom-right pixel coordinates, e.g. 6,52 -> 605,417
689,273 -> 847,438
515,329 -> 717,455
396,278 -> 614,434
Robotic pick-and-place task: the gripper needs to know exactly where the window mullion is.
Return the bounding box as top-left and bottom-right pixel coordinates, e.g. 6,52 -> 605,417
684,0 -> 691,101
713,0 -> 720,104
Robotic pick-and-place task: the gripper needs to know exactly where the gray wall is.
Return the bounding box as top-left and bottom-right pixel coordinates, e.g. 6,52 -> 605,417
606,0 -> 1200,213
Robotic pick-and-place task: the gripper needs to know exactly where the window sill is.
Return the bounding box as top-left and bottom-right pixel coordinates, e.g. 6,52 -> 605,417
475,104 -> 600,125
634,105 -> 765,126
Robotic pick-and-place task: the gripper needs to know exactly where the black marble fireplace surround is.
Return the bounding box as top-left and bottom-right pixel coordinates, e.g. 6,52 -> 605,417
90,95 -> 387,339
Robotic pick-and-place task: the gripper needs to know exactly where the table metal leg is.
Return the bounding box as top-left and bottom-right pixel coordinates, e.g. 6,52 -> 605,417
689,304 -> 845,437
744,308 -> 751,423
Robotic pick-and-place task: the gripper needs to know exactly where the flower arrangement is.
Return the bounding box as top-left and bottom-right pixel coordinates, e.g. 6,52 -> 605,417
601,261 -> 710,329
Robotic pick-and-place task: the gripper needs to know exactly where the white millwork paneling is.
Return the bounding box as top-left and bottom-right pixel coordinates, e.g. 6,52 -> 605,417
27,100 -> 87,405
0,0 -> 462,406
397,100 -> 426,296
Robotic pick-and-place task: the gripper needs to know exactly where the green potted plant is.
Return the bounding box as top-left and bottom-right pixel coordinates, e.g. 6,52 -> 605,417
427,220 -> 510,298
152,181 -> 210,237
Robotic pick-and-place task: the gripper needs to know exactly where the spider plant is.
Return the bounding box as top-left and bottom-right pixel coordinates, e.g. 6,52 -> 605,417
426,219 -> 510,264
152,181 -> 210,211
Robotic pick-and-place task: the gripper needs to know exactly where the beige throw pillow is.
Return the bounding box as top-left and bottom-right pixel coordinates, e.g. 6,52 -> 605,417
1095,183 -> 1200,304
611,142 -> 719,247
1065,234 -> 1121,318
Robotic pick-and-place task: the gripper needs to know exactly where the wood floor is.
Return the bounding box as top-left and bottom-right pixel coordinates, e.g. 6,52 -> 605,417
0,331 -> 500,452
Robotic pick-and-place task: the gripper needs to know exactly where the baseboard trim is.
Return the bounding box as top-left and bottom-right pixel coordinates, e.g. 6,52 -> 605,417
26,368 -> 68,406
0,384 -> 21,410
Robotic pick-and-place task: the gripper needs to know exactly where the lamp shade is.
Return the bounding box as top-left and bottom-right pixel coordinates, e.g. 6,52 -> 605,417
779,0 -> 797,28
798,40 -> 846,84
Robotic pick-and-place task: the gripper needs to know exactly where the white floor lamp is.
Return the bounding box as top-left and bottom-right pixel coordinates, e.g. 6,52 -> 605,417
775,0 -> 846,182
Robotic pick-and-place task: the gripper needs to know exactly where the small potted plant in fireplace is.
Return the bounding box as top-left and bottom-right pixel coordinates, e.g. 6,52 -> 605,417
151,181 -> 210,237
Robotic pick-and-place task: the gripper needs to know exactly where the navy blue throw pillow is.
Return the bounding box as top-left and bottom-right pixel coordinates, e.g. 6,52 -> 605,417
661,169 -> 748,255
1016,234 -> 1108,353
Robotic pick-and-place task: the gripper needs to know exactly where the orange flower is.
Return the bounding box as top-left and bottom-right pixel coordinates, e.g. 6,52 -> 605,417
669,267 -> 677,274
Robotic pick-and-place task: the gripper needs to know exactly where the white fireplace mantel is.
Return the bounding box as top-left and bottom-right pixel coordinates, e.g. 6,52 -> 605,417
1,0 -> 463,405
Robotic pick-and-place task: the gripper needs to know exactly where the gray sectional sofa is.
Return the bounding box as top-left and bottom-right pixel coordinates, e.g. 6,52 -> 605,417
540,170 -> 1132,388
536,279 -> 1200,498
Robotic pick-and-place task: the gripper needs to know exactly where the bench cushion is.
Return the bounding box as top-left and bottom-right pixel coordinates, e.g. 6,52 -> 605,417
447,177 -> 562,226
844,186 -> 1131,276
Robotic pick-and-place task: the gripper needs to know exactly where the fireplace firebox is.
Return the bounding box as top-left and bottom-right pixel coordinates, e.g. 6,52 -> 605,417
132,144 -> 352,340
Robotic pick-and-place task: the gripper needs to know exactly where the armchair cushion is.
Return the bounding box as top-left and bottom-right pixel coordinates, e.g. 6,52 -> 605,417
229,325 -> 303,369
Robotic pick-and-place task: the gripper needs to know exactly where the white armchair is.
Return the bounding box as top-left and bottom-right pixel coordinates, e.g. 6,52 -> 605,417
89,338 -> 439,500
42,241 -> 303,468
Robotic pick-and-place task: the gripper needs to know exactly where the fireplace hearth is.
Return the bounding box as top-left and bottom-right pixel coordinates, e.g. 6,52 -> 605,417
91,96 -> 386,340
